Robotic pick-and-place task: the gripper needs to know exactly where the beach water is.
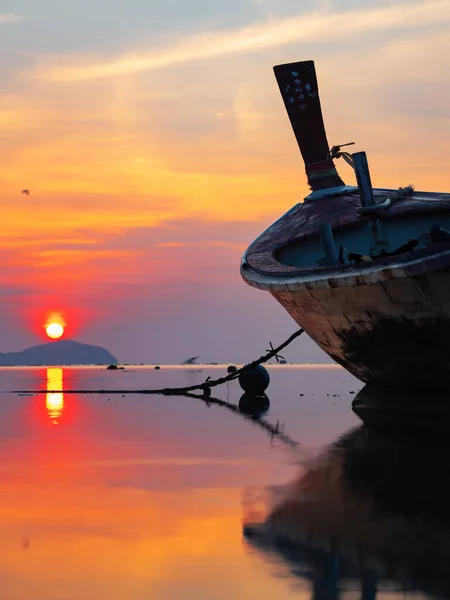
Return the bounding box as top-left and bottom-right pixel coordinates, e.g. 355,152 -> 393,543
0,365 -> 445,599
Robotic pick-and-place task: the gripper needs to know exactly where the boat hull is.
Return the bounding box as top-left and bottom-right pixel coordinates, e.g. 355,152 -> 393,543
270,260 -> 450,388
241,186 -> 450,388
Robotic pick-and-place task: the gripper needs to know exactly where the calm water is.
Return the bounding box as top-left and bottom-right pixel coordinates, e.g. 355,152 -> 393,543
0,365 -> 446,599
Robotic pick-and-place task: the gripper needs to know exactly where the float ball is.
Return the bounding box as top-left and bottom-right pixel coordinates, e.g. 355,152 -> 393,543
238,365 -> 270,394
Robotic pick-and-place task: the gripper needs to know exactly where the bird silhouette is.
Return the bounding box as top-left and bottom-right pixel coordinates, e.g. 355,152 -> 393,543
21,190 -> 30,196
183,356 -> 199,364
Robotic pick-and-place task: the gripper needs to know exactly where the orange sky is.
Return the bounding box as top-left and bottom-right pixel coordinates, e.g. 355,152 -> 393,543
1,0 -> 450,362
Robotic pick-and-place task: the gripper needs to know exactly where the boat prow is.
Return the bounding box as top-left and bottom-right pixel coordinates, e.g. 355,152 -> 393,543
241,60 -> 450,389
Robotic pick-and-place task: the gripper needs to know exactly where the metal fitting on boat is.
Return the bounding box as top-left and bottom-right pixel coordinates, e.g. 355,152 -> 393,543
320,223 -> 339,266
353,151 -> 375,208
358,198 -> 392,214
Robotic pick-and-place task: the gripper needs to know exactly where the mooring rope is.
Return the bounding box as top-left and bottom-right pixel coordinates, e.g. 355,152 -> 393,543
6,329 -> 304,397
5,329 -> 305,448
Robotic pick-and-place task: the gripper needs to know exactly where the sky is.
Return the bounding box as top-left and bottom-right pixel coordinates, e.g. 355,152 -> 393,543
1,0 -> 450,363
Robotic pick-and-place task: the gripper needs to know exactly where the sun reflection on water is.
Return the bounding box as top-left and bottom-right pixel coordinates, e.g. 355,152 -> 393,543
46,368 -> 64,425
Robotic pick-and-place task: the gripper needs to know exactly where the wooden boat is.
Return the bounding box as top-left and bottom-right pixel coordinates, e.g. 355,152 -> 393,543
241,60 -> 450,389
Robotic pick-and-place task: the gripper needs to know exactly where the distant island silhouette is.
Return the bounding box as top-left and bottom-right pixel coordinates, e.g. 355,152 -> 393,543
0,340 -> 117,366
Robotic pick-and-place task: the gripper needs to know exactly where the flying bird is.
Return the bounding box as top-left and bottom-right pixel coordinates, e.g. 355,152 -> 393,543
22,189 -> 30,196
183,356 -> 199,365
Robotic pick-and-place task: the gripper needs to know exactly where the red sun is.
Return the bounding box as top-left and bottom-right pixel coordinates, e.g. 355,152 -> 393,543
46,323 -> 64,339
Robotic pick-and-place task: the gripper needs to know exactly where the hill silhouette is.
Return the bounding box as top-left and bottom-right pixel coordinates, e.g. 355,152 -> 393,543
0,339 -> 117,366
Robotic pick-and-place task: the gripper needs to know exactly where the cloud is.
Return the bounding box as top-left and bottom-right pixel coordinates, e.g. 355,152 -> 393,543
155,241 -> 245,251
37,0 -> 450,82
0,13 -> 21,24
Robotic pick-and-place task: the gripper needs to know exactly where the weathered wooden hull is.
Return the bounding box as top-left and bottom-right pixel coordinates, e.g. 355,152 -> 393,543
271,256 -> 450,388
242,188 -> 450,389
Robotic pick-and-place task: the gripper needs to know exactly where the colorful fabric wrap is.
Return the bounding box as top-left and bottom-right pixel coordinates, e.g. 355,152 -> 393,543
306,160 -> 339,180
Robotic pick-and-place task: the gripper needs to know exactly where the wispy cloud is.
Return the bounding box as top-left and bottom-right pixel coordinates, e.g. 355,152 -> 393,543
155,241 -> 245,250
0,13 -> 21,24
38,0 -> 450,82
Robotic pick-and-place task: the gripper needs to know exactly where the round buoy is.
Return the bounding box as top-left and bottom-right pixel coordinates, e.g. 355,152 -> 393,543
227,365 -> 237,373
239,393 -> 270,418
239,365 -> 270,394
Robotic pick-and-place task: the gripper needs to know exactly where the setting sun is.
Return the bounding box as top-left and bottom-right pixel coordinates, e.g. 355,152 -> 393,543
46,323 -> 64,339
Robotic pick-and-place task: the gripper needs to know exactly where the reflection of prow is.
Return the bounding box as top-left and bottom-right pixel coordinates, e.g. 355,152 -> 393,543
244,399 -> 450,598
182,356 -> 199,365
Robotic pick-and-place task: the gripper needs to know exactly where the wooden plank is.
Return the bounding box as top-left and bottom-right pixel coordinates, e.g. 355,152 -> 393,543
273,60 -> 344,191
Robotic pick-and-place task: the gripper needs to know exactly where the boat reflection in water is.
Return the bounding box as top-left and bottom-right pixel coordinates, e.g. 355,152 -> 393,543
244,384 -> 450,599
46,367 -> 64,425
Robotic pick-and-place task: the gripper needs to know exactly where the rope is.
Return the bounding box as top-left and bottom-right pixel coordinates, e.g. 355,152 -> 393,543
328,142 -> 355,168
7,329 -> 305,398
306,159 -> 339,180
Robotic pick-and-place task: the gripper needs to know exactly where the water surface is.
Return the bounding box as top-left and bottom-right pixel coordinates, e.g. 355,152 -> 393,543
0,366 -> 444,599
